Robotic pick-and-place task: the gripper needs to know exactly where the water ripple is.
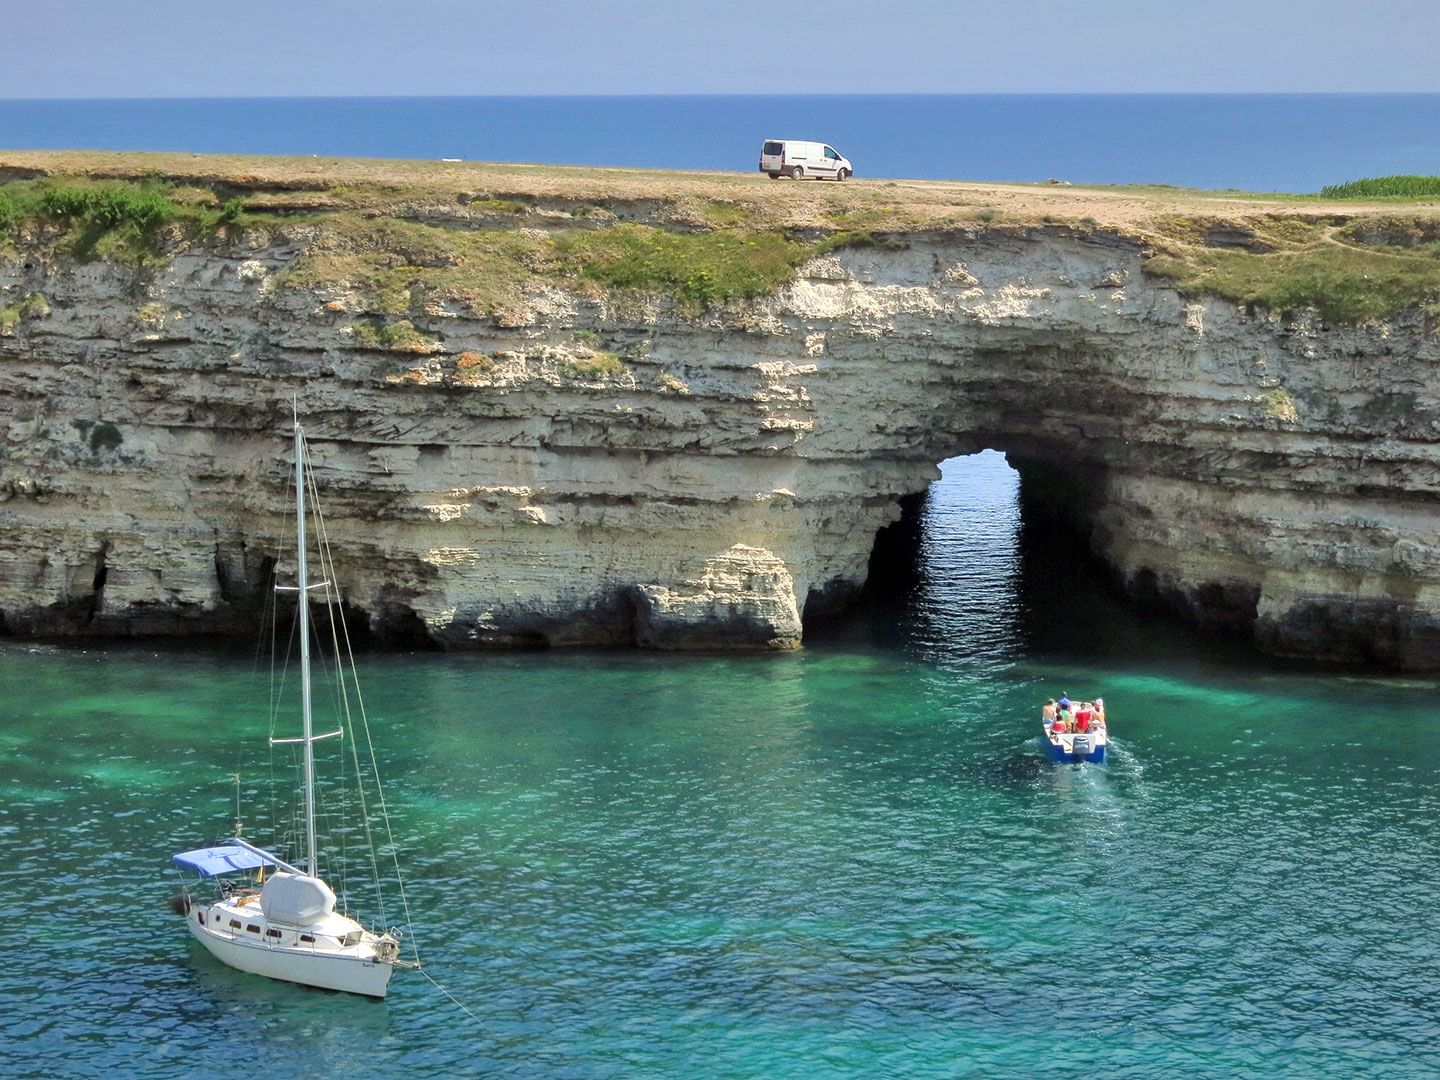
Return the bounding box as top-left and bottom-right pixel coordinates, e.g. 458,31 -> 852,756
4,455 -> 1440,1076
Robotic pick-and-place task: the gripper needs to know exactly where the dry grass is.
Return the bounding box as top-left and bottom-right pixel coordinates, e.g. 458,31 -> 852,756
5,150 -> 1440,323
12,148 -> 1438,231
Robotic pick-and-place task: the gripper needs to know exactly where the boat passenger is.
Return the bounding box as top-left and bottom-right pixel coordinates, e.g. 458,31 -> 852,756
1094,697 -> 1106,726
1042,699 -> 1057,724
1074,707 -> 1091,733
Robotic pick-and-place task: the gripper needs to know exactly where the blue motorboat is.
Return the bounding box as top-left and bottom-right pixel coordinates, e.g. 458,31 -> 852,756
1042,698 -> 1107,763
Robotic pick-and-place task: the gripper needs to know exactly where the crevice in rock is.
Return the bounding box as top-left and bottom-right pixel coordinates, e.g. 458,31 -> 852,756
215,542 -> 276,614
368,602 -> 438,650
85,542 -> 109,626
801,577 -> 864,629
619,585 -> 645,648
862,489 -> 928,603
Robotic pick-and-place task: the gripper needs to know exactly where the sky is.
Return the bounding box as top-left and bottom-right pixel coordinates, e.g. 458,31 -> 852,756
3,0 -> 1437,98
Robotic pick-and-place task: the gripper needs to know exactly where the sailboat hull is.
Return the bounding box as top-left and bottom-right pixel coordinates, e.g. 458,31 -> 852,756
174,423 -> 409,1001
186,905 -> 396,998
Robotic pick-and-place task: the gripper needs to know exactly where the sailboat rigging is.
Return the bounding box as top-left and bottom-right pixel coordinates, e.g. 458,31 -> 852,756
170,417 -> 416,998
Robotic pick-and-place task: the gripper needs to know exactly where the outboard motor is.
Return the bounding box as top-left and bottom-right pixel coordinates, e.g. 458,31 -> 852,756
1071,734 -> 1093,758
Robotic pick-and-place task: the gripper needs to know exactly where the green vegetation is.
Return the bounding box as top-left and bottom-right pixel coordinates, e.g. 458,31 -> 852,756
550,224 -> 883,312
8,157 -> 1440,326
465,197 -> 527,215
454,351 -> 496,379
1321,176 -> 1440,200
282,217 -> 542,316
1145,215 -> 1440,323
216,197 -> 247,224
1259,388 -> 1298,423
348,318 -> 440,352
0,178 -> 250,260
0,292 -> 49,332
552,224 -> 809,310
701,200 -> 751,227
565,351 -> 628,379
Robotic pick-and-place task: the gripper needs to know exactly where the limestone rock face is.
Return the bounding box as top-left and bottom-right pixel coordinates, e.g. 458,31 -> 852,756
629,545 -> 802,650
3,225 -> 1440,665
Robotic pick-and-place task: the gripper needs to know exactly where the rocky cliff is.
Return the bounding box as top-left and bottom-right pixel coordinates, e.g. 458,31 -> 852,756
3,154 -> 1440,666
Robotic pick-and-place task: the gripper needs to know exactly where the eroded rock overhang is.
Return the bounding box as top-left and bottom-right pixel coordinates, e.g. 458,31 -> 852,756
3,221 -> 1440,667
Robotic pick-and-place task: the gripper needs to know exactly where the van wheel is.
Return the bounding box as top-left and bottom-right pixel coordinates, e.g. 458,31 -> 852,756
767,172 -> 781,180
788,166 -> 804,180
836,169 -> 850,181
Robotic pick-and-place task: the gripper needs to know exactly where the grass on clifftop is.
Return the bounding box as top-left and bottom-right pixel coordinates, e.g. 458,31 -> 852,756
1144,214 -> 1440,323
6,165 -> 1440,324
281,217 -> 542,316
1320,176 -> 1440,200
0,178 -> 249,260
550,224 -> 872,311
282,214 -> 885,317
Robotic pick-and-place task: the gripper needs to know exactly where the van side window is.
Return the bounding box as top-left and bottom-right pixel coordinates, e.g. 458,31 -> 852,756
825,147 -> 839,160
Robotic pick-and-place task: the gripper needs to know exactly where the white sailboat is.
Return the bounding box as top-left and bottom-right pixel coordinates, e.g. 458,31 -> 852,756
171,418 -> 414,998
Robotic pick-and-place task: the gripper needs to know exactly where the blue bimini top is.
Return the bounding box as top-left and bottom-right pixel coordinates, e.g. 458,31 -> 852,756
173,844 -> 278,878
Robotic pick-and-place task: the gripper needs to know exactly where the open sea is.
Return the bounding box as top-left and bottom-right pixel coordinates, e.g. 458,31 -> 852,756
2,452 -> 1438,1079
2,93 -> 1439,191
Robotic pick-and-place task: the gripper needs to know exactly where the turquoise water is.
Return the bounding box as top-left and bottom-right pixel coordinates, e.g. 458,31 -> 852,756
3,452 -> 1440,1078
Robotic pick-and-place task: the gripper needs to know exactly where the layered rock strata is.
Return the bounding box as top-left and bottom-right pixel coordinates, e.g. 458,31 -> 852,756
3,219 -> 1440,665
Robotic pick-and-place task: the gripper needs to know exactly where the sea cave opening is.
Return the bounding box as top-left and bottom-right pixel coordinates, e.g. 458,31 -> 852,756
817,450 -> 1152,662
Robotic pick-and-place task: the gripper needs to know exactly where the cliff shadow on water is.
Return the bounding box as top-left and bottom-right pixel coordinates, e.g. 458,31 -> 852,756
812,450 -> 1273,672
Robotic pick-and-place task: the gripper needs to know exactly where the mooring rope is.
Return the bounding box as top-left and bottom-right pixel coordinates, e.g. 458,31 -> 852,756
420,967 -> 485,1027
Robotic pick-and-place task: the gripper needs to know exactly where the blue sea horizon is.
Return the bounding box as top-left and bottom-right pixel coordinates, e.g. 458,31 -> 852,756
2,92 -> 1438,192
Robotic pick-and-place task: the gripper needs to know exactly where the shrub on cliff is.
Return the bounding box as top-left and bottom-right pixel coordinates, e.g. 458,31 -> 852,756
0,179 -> 251,257
0,292 -> 50,333
565,351 -> 628,379
0,191 -> 23,235
1321,176 -> 1440,199
1259,388 -> 1299,424
348,318 -> 442,352
36,183 -> 177,231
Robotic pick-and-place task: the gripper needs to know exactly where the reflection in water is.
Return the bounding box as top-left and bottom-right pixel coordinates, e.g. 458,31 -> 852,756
911,450 -> 1024,669
847,449 -> 1022,674
3,454 -> 1440,1077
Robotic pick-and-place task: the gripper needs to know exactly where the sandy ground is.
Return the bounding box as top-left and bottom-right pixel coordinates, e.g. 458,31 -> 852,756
2,149 -> 1438,230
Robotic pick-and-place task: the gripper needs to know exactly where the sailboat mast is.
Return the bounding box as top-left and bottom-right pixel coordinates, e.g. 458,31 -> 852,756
294,422 -> 318,876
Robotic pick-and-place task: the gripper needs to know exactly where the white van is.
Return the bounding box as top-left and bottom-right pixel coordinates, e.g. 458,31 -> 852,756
759,140 -> 852,181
